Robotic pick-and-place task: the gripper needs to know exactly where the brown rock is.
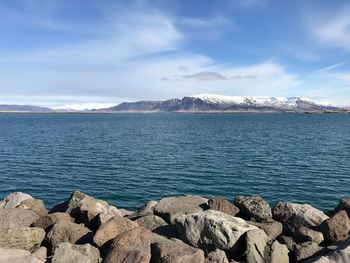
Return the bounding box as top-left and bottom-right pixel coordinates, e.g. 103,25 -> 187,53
0,208 -> 39,229
17,199 -> 48,217
277,235 -> 296,251
205,249 -> 229,263
318,210 -> 350,243
135,215 -> 168,231
293,241 -> 322,261
45,221 -> 92,254
0,227 -> 45,251
51,242 -> 100,263
151,238 -> 205,263
93,216 -> 138,247
208,197 -> 239,216
32,212 -> 74,231
0,192 -> 34,209
294,227 -> 324,245
104,227 -> 152,263
32,246 -> 47,262
333,198 -> 350,218
250,220 -> 283,240
266,240 -> 289,263
234,195 -> 272,221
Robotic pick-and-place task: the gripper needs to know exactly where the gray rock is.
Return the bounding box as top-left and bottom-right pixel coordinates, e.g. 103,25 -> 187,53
151,238 -> 205,263
0,192 -> 34,209
273,202 -> 329,233
266,240 -> 289,263
307,239 -> 350,263
32,212 -> 74,231
333,198 -> 350,218
52,242 -> 100,263
294,227 -> 324,245
234,196 -> 272,221
0,227 -> 45,251
119,208 -> 134,217
176,210 -> 257,253
154,195 -> 208,224
45,221 -> 92,254
277,235 -> 297,251
318,210 -> 350,243
17,199 -> 48,217
246,229 -> 269,263
293,242 -> 323,262
205,249 -> 229,263
32,247 -> 47,262
249,220 -> 283,240
137,200 -> 158,216
135,215 -> 168,231
0,208 -> 39,229
0,247 -> 43,263
208,197 -> 239,216
104,227 -> 152,263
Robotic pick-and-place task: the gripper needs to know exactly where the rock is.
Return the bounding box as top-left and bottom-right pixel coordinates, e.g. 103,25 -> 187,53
294,227 -> 324,245
176,210 -> 257,253
333,198 -> 350,218
93,216 -> 138,247
293,241 -> 323,261
49,201 -> 69,213
234,196 -> 272,221
151,238 -> 205,263
32,247 -> 47,262
277,235 -> 297,251
208,197 -> 240,217
154,195 -> 208,223
104,227 -> 152,263
0,192 -> 34,209
0,227 -> 45,251
0,248 -> 43,263
52,242 -> 100,263
45,221 -> 92,254
266,240 -> 289,263
246,229 -> 269,263
119,208 -> 134,217
17,199 -> 48,217
153,224 -> 179,240
308,239 -> 350,263
205,249 -> 229,263
32,212 -> 74,231
318,210 -> 350,243
250,220 -> 283,240
273,202 -> 329,233
135,215 -> 168,231
0,208 -> 39,229
137,200 -> 158,216
65,191 -> 122,228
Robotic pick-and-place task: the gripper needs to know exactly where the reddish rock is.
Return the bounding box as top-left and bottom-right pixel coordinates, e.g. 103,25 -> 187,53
32,212 -> 74,231
318,210 -> 350,243
208,197 -> 239,216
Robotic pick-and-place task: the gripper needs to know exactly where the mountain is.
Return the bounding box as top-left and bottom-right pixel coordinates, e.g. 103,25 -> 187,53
0,105 -> 53,112
101,94 -> 347,113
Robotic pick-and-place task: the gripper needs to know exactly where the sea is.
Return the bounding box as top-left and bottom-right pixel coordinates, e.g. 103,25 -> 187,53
0,113 -> 349,212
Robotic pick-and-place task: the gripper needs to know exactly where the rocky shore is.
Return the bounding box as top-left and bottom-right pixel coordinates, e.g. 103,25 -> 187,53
0,192 -> 349,263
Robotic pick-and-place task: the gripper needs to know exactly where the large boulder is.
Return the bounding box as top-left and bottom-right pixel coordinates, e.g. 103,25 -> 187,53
32,247 -> 47,262
273,202 -> 329,233
176,210 -> 257,253
318,210 -> 350,243
205,249 -> 229,263
249,220 -> 283,240
52,242 -> 100,263
151,238 -> 205,263
65,191 -> 122,228
154,195 -> 208,224
246,229 -> 269,263
234,196 -> 272,221
308,239 -> 350,263
208,197 -> 239,217
294,227 -> 324,245
0,208 -> 39,229
17,199 -> 48,217
333,198 -> 350,218
45,221 -> 92,254
104,227 -> 152,263
265,240 -> 289,263
93,216 -> 138,247
0,248 -> 43,263
32,212 -> 74,231
135,215 -> 168,231
0,227 -> 45,251
0,192 -> 34,209
293,241 -> 323,262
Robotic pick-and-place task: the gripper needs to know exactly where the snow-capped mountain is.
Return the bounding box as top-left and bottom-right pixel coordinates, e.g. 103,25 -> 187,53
102,94 -> 346,113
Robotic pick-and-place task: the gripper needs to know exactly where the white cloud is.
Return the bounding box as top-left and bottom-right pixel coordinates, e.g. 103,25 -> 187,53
315,62 -> 346,74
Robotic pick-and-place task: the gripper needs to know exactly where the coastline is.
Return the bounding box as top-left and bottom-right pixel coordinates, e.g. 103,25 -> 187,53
1,191 -> 349,262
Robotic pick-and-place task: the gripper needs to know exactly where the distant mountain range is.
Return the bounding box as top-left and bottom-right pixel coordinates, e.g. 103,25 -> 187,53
1,95 -> 349,113
99,94 -> 349,113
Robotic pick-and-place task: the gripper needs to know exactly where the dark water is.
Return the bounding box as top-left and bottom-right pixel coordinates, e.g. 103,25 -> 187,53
0,113 -> 349,211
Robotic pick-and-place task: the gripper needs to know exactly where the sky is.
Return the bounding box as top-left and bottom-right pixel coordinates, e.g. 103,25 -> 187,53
1,0 -> 350,108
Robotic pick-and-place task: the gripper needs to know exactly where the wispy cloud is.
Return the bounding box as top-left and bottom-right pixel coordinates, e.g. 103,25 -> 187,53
315,62 -> 346,74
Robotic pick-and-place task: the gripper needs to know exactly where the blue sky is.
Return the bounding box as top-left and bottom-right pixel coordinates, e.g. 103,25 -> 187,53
1,0 -> 350,108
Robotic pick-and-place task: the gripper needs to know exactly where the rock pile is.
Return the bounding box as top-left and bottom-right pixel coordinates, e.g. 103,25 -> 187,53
0,192 -> 349,262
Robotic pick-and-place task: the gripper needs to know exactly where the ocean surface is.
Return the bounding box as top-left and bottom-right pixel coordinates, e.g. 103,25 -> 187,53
0,113 -> 349,212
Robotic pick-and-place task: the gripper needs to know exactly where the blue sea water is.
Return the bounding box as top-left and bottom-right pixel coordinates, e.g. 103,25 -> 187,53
0,113 -> 349,212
